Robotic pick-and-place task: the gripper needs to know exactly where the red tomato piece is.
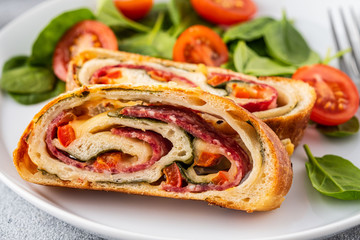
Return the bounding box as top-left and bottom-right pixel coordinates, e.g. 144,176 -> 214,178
53,20 -> 118,81
190,0 -> 257,25
195,152 -> 222,167
113,0 -> 153,20
173,25 -> 229,67
292,64 -> 359,126
93,152 -> 123,172
207,74 -> 232,86
211,171 -> 229,185
57,124 -> 76,147
163,163 -> 183,188
90,69 -> 122,84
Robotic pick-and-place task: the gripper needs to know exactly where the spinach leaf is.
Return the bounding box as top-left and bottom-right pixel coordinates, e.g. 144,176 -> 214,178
30,8 -> 95,67
139,3 -> 171,29
9,80 -> 65,105
1,66 -> 55,94
296,50 -> 321,67
223,17 -> 275,43
245,57 -> 297,76
167,0 -> 211,37
118,13 -> 176,59
316,116 -> 360,137
96,0 -> 150,33
2,56 -> 29,72
247,38 -> 269,57
264,13 -> 311,66
233,41 -> 256,73
231,40 -> 297,76
304,144 -> 360,200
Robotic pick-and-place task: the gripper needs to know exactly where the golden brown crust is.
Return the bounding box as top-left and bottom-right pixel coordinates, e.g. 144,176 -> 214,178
13,85 -> 293,212
258,76 -> 316,147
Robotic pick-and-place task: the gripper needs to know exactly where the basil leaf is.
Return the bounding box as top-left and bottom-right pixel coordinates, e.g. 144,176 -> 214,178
0,66 -> 55,94
2,56 -> 29,72
223,17 -> 275,43
96,0 -> 150,32
264,13 -> 311,65
9,80 -> 65,105
30,8 -> 95,67
304,144 -> 360,200
316,116 -> 360,137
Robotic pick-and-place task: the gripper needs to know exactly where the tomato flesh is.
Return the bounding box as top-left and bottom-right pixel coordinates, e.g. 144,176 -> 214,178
190,0 -> 256,25
113,0 -> 153,20
292,64 -> 359,126
195,152 -> 222,167
57,124 -> 76,147
53,20 -> 118,81
173,25 -> 229,67
163,163 -> 183,187
90,69 -> 122,84
212,171 -> 229,185
93,152 -> 122,172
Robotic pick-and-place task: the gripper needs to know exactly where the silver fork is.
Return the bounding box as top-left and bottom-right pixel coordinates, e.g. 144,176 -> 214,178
328,8 -> 360,87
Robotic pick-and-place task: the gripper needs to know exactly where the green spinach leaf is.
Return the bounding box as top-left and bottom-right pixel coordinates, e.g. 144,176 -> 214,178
167,0 -> 211,37
9,80 -> 65,105
316,116 -> 360,137
2,56 -> 29,72
96,0 -> 150,33
264,13 -> 311,66
304,144 -> 360,200
245,57 -> 297,76
231,40 -> 297,76
1,66 -> 55,94
223,17 -> 275,43
118,13 -> 176,59
233,41 -> 256,73
30,8 -> 95,67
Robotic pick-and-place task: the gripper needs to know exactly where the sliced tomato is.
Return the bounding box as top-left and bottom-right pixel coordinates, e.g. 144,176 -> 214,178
53,20 -> 118,81
292,64 -> 359,126
113,0 -> 153,20
163,163 -> 183,187
207,74 -> 232,86
195,152 -> 222,167
190,0 -> 256,25
57,124 -> 76,147
173,25 -> 229,67
211,171 -> 229,185
90,69 -> 122,84
93,152 -> 122,172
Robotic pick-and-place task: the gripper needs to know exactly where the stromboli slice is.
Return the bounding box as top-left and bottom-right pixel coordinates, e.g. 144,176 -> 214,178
14,85 -> 292,212
67,48 -> 316,147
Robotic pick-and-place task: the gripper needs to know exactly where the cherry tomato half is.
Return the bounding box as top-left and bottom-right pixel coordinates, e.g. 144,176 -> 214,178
190,0 -> 257,25
113,0 -> 153,20
53,20 -> 118,81
292,64 -> 359,126
173,25 -> 229,67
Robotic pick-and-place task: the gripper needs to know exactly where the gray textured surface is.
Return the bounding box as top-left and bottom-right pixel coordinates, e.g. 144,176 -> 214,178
0,0 -> 359,240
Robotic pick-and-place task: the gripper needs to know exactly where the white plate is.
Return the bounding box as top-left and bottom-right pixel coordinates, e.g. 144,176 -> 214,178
1,0 -> 360,239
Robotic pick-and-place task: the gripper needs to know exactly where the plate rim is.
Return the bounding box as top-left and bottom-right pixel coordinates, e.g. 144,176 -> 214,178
0,0 -> 359,239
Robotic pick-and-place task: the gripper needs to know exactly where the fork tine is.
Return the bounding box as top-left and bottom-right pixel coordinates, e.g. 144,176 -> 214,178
339,8 -> 360,76
328,9 -> 349,74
